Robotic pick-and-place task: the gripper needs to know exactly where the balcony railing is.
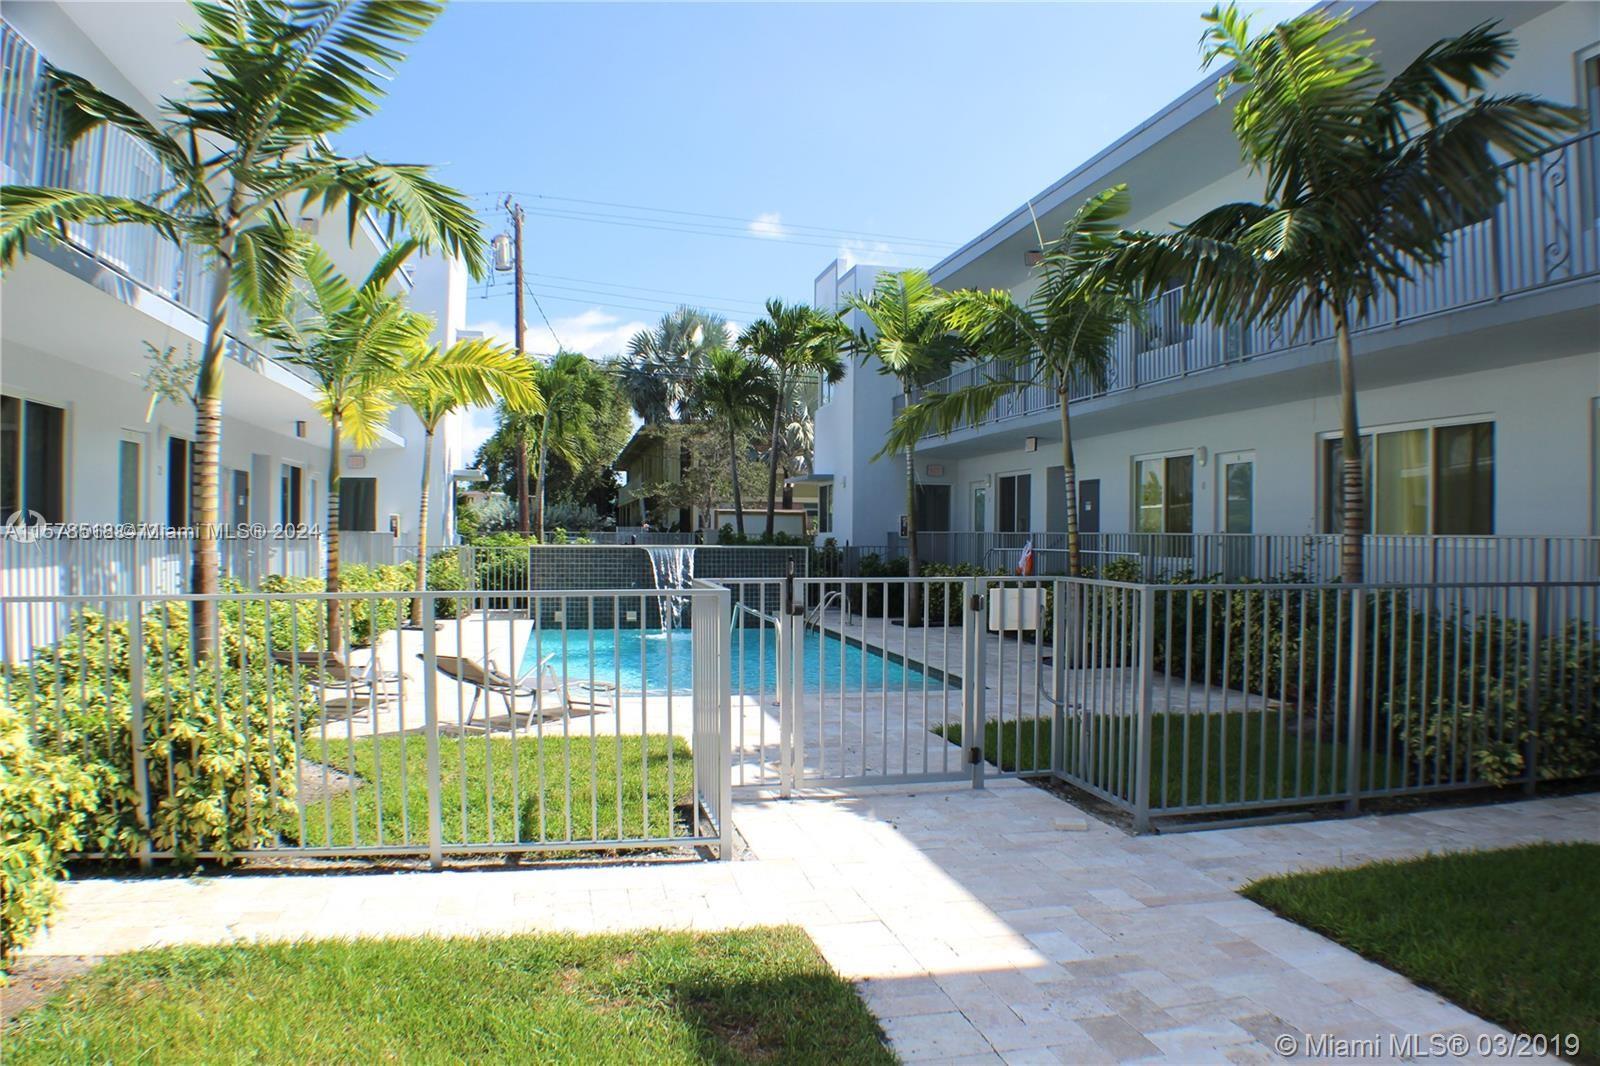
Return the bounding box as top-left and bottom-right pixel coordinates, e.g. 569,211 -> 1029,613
0,20 -> 322,387
895,130 -> 1600,435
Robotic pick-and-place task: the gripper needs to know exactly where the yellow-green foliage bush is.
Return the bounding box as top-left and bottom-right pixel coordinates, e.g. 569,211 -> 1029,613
1,700 -> 98,961
260,562 -> 416,648
5,604 -> 317,862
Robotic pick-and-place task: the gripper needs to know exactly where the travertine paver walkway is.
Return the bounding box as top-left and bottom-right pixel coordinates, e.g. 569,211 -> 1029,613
20,784 -> 1598,1063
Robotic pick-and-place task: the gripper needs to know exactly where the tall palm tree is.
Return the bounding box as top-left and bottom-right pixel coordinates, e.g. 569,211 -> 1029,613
618,307 -> 729,424
1109,4 -> 1579,582
258,241 -> 432,651
738,300 -> 847,537
845,270 -> 972,587
0,0 -> 483,655
888,188 -> 1139,578
694,347 -> 775,536
394,338 -> 542,625
528,352 -> 616,540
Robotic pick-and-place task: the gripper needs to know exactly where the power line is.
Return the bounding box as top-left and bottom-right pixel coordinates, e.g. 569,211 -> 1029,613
469,286 -> 753,322
522,279 -> 763,316
527,271 -> 767,311
481,189 -> 955,248
524,281 -> 563,351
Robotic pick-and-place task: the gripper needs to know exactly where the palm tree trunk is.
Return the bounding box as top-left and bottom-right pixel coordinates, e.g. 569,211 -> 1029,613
410,425 -> 434,627
189,230 -> 235,659
1058,394 -> 1081,576
515,429 -> 530,533
764,369 -> 785,538
326,415 -> 344,656
728,422 -> 745,537
1333,303 -> 1364,583
534,418 -> 550,541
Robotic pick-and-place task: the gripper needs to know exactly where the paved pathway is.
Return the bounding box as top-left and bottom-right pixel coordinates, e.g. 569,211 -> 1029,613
20,784 -> 1598,1063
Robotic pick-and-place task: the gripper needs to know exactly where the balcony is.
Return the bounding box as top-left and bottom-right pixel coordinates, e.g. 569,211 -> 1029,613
895,130 -> 1600,436
0,20 -> 329,389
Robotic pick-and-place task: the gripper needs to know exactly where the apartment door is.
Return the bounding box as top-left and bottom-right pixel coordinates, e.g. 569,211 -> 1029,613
971,482 -> 987,533
1218,452 -> 1255,579
915,485 -> 950,531
231,470 -> 250,527
166,436 -> 192,527
117,434 -> 143,524
1077,479 -> 1100,535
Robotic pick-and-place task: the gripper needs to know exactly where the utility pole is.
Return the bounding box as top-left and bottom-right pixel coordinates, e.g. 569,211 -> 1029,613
505,198 -> 531,534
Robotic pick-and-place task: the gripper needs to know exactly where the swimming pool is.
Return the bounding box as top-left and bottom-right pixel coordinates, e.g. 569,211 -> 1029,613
519,626 -> 932,694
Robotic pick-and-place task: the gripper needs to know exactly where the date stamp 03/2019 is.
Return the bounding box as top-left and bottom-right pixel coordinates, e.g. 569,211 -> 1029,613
1274,1032 -> 1582,1060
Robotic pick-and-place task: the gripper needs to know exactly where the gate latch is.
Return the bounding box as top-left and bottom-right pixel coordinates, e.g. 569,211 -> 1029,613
968,594 -> 983,612
968,746 -> 983,765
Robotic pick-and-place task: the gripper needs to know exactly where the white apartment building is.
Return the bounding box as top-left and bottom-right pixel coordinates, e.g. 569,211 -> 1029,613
0,3 -> 473,588
811,0 -> 1600,579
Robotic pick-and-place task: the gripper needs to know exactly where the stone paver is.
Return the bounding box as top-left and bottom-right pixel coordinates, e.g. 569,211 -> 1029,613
21,783 -> 1598,1063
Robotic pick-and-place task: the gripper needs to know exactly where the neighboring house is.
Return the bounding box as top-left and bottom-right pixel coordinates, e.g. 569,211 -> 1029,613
615,428 -> 696,531
0,5 -> 472,589
811,0 -> 1600,578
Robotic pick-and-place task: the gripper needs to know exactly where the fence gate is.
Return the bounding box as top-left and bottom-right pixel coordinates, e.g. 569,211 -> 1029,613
768,576 -> 981,789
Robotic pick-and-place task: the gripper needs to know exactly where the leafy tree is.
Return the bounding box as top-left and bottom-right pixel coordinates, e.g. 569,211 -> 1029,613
393,337 -> 541,624
0,0 -> 484,655
738,300 -> 847,536
845,269 -> 973,587
888,189 -> 1139,578
618,307 -> 729,424
693,347 -> 775,536
1109,4 -> 1579,581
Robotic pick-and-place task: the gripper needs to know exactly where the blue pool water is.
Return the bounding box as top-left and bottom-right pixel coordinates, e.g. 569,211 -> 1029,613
520,626 -> 931,694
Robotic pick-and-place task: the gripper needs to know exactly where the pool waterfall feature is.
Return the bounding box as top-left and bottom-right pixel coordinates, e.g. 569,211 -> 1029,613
643,546 -> 696,628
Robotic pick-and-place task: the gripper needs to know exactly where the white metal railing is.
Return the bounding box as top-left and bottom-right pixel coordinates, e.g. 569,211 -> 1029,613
764,572 -> 1598,829
886,531 -> 1600,585
3,587 -> 732,863
894,130 -> 1600,435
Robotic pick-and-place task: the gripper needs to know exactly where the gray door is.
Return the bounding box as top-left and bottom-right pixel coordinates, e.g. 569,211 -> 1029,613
1077,479 -> 1100,534
915,484 -> 951,531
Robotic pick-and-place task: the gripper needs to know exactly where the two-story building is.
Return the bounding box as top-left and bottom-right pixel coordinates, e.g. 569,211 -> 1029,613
811,0 -> 1599,580
0,3 -> 475,591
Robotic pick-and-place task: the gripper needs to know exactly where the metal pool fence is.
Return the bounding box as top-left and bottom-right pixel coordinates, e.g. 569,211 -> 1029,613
2,587 -> 732,864
749,573 -> 1598,830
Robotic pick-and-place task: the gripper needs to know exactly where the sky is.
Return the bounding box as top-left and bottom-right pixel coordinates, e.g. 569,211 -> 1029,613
341,1 -> 1306,448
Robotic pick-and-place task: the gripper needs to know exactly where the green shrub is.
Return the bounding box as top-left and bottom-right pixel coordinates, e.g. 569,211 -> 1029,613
5,605 -> 316,862
717,524 -> 810,547
424,548 -> 464,617
1,701 -> 97,962
259,562 -> 415,648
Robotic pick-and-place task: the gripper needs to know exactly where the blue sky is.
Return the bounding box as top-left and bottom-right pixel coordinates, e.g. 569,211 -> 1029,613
346,1 -> 1307,367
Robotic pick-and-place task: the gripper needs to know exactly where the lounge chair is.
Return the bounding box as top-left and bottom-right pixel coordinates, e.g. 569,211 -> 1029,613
429,653 -> 611,728
271,648 -> 405,694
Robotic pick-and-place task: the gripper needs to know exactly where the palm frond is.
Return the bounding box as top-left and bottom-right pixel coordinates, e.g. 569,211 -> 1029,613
231,218 -> 314,320
880,380 -> 1030,457
0,187 -> 182,266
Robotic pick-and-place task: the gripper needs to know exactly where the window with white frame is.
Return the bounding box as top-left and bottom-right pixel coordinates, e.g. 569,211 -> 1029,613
1321,420 -> 1494,535
1134,453 -> 1194,533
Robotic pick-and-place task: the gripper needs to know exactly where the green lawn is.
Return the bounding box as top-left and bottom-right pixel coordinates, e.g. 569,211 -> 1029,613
1244,843 -> 1600,1064
939,713 -> 1363,808
4,927 -> 894,1065
290,734 -> 693,849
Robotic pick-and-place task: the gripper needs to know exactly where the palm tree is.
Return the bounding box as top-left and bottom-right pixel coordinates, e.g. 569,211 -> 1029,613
738,300 -> 847,537
618,307 -> 729,424
530,352 -> 616,541
0,0 -> 483,655
845,270 -> 972,587
1109,4 -> 1580,582
394,338 -> 542,625
258,242 -> 431,651
888,188 -> 1139,578
694,348 -> 775,536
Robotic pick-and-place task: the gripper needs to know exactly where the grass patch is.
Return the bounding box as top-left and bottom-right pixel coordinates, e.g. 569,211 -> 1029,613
938,713 -> 1363,808
290,734 -> 693,848
4,926 -> 893,1064
1243,843 -> 1600,1063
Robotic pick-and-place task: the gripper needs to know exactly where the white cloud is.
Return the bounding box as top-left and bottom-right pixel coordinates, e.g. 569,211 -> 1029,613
836,239 -> 898,271
748,211 -> 787,240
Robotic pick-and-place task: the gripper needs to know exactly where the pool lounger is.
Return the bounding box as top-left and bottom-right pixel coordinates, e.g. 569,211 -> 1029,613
428,653 -> 612,727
